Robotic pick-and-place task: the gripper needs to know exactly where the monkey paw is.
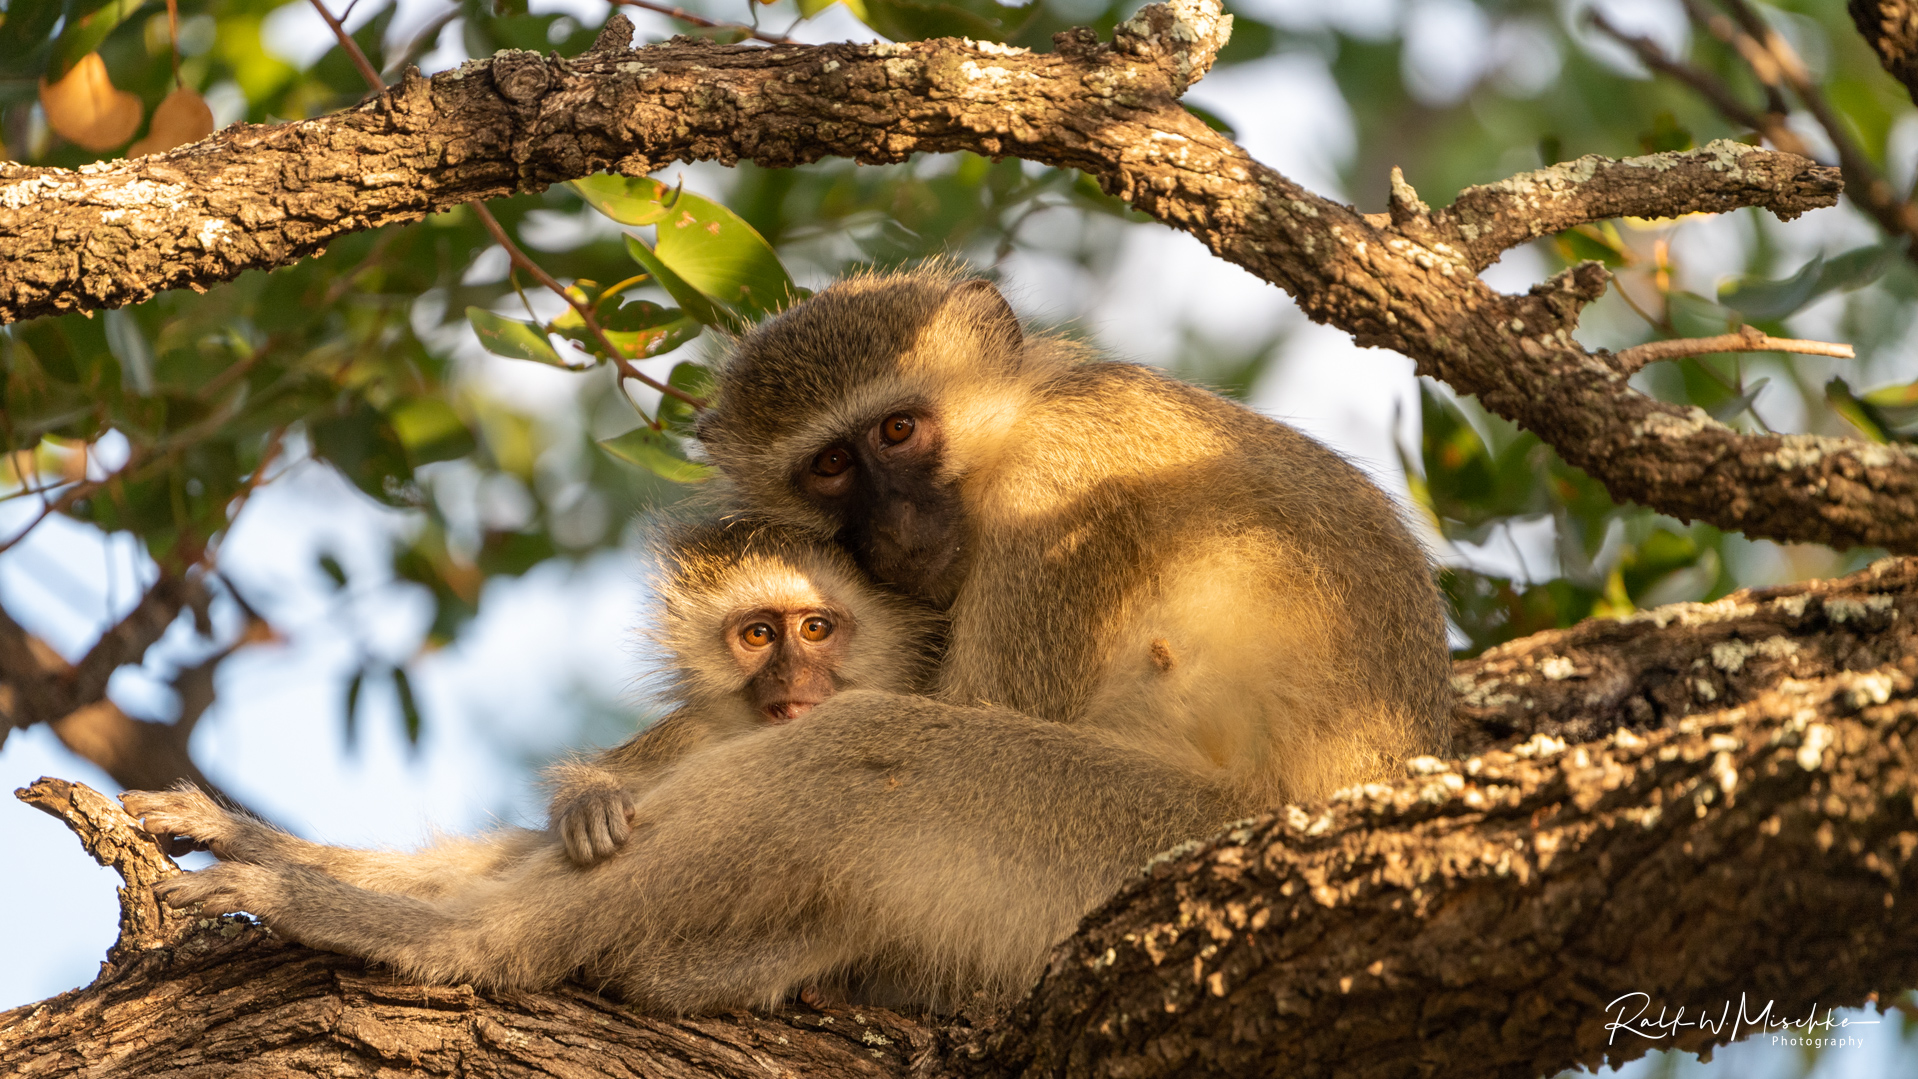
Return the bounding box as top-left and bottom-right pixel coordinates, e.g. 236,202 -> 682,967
154,861 -> 287,920
123,787 -> 249,858
556,788 -> 635,866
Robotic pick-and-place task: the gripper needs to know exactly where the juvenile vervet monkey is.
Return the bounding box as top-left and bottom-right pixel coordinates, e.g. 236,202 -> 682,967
546,515 -> 938,864
697,267 -> 1453,805
129,272 -> 1450,1013
127,516 -> 938,892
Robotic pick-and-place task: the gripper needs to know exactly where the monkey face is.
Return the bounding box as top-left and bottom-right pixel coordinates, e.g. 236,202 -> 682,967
795,409 -> 969,607
727,604 -> 855,722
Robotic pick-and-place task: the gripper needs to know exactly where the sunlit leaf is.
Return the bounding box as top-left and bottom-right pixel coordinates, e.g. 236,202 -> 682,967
466,307 -> 569,366
572,175 -> 675,226
128,87 -> 216,158
1553,223 -> 1630,268
599,426 -> 716,484
623,234 -> 730,328
39,52 -> 142,152
1826,378 -> 1891,444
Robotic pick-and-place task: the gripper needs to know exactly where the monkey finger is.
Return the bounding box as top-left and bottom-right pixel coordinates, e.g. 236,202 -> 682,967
560,815 -> 598,867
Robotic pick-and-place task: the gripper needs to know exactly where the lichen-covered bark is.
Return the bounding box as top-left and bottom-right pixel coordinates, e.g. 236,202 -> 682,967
3,2 -> 1912,552
7,560 -> 1918,1079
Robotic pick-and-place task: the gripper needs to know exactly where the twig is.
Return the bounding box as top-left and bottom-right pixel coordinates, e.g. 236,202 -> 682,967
1702,0 -> 1918,241
306,0 -> 386,95
1587,10 -> 1807,157
609,0 -> 790,43
1611,324 -> 1854,375
467,201 -> 706,416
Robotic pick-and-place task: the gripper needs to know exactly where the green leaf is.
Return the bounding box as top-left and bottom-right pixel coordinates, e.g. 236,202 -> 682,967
1637,111 -> 1692,154
658,361 -> 717,432
571,175 -> 675,227
48,0 -> 142,80
343,668 -> 364,749
466,307 -> 568,366
1719,241 -> 1901,322
1705,376 -> 1768,423
623,234 -> 731,328
649,193 -> 799,322
844,0 -> 1036,42
1553,223 -> 1630,268
584,176 -> 797,324
393,667 -> 422,745
599,426 -> 716,484
552,295 -> 704,361
387,398 -> 476,465
318,553 -> 348,588
1827,377 -> 1891,443
1666,291 -> 1736,338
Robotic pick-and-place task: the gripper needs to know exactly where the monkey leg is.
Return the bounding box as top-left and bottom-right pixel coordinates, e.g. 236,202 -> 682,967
124,787 -> 543,899
585,690 -> 1238,1012
153,845 -> 609,992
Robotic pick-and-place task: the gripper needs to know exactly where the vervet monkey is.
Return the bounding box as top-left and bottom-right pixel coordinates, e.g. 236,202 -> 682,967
127,272 -> 1449,1013
547,515 -> 938,864
697,267 -> 1453,805
126,516 -> 938,890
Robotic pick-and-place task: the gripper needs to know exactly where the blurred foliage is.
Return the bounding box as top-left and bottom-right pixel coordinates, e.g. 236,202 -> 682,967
2,0 -> 1916,757
6,0 -> 1918,1064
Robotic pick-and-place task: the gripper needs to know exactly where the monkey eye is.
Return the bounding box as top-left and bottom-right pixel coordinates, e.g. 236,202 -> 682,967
741,623 -> 777,648
811,446 -> 854,476
800,617 -> 833,642
879,414 -> 916,445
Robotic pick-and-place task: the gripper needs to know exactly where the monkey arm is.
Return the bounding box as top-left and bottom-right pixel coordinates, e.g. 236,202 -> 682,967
543,709 -> 717,866
123,787 -> 543,899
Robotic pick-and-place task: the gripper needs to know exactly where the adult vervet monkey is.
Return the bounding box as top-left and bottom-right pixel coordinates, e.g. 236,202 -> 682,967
697,267 -> 1452,806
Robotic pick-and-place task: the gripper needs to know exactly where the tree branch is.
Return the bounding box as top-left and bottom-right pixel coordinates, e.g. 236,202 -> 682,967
1850,0 -> 1918,106
5,2 -> 1912,554
1610,324 -> 1855,375
7,559 -> 1918,1077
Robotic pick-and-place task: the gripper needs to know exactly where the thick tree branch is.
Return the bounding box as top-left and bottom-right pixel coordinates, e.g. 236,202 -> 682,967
3,1 -> 1910,554
7,559 -> 1918,1077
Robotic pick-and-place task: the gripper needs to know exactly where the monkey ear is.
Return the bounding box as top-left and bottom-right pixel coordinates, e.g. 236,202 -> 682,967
949,278 -> 1023,356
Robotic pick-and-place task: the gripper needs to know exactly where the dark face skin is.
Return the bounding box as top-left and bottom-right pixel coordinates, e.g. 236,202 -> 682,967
795,410 -> 968,607
728,607 -> 852,722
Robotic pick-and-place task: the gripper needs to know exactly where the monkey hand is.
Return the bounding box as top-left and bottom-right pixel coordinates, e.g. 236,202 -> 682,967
552,780 -> 637,867
122,787 -> 287,863
153,861 -> 290,921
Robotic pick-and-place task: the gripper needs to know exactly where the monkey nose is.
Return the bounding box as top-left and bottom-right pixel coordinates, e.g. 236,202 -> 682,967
766,701 -> 816,724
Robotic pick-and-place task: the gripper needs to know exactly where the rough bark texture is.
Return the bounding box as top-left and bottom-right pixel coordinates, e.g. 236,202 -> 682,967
7,559 -> 1917,1079
1,1 -> 1912,553
1851,0 -> 1918,106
